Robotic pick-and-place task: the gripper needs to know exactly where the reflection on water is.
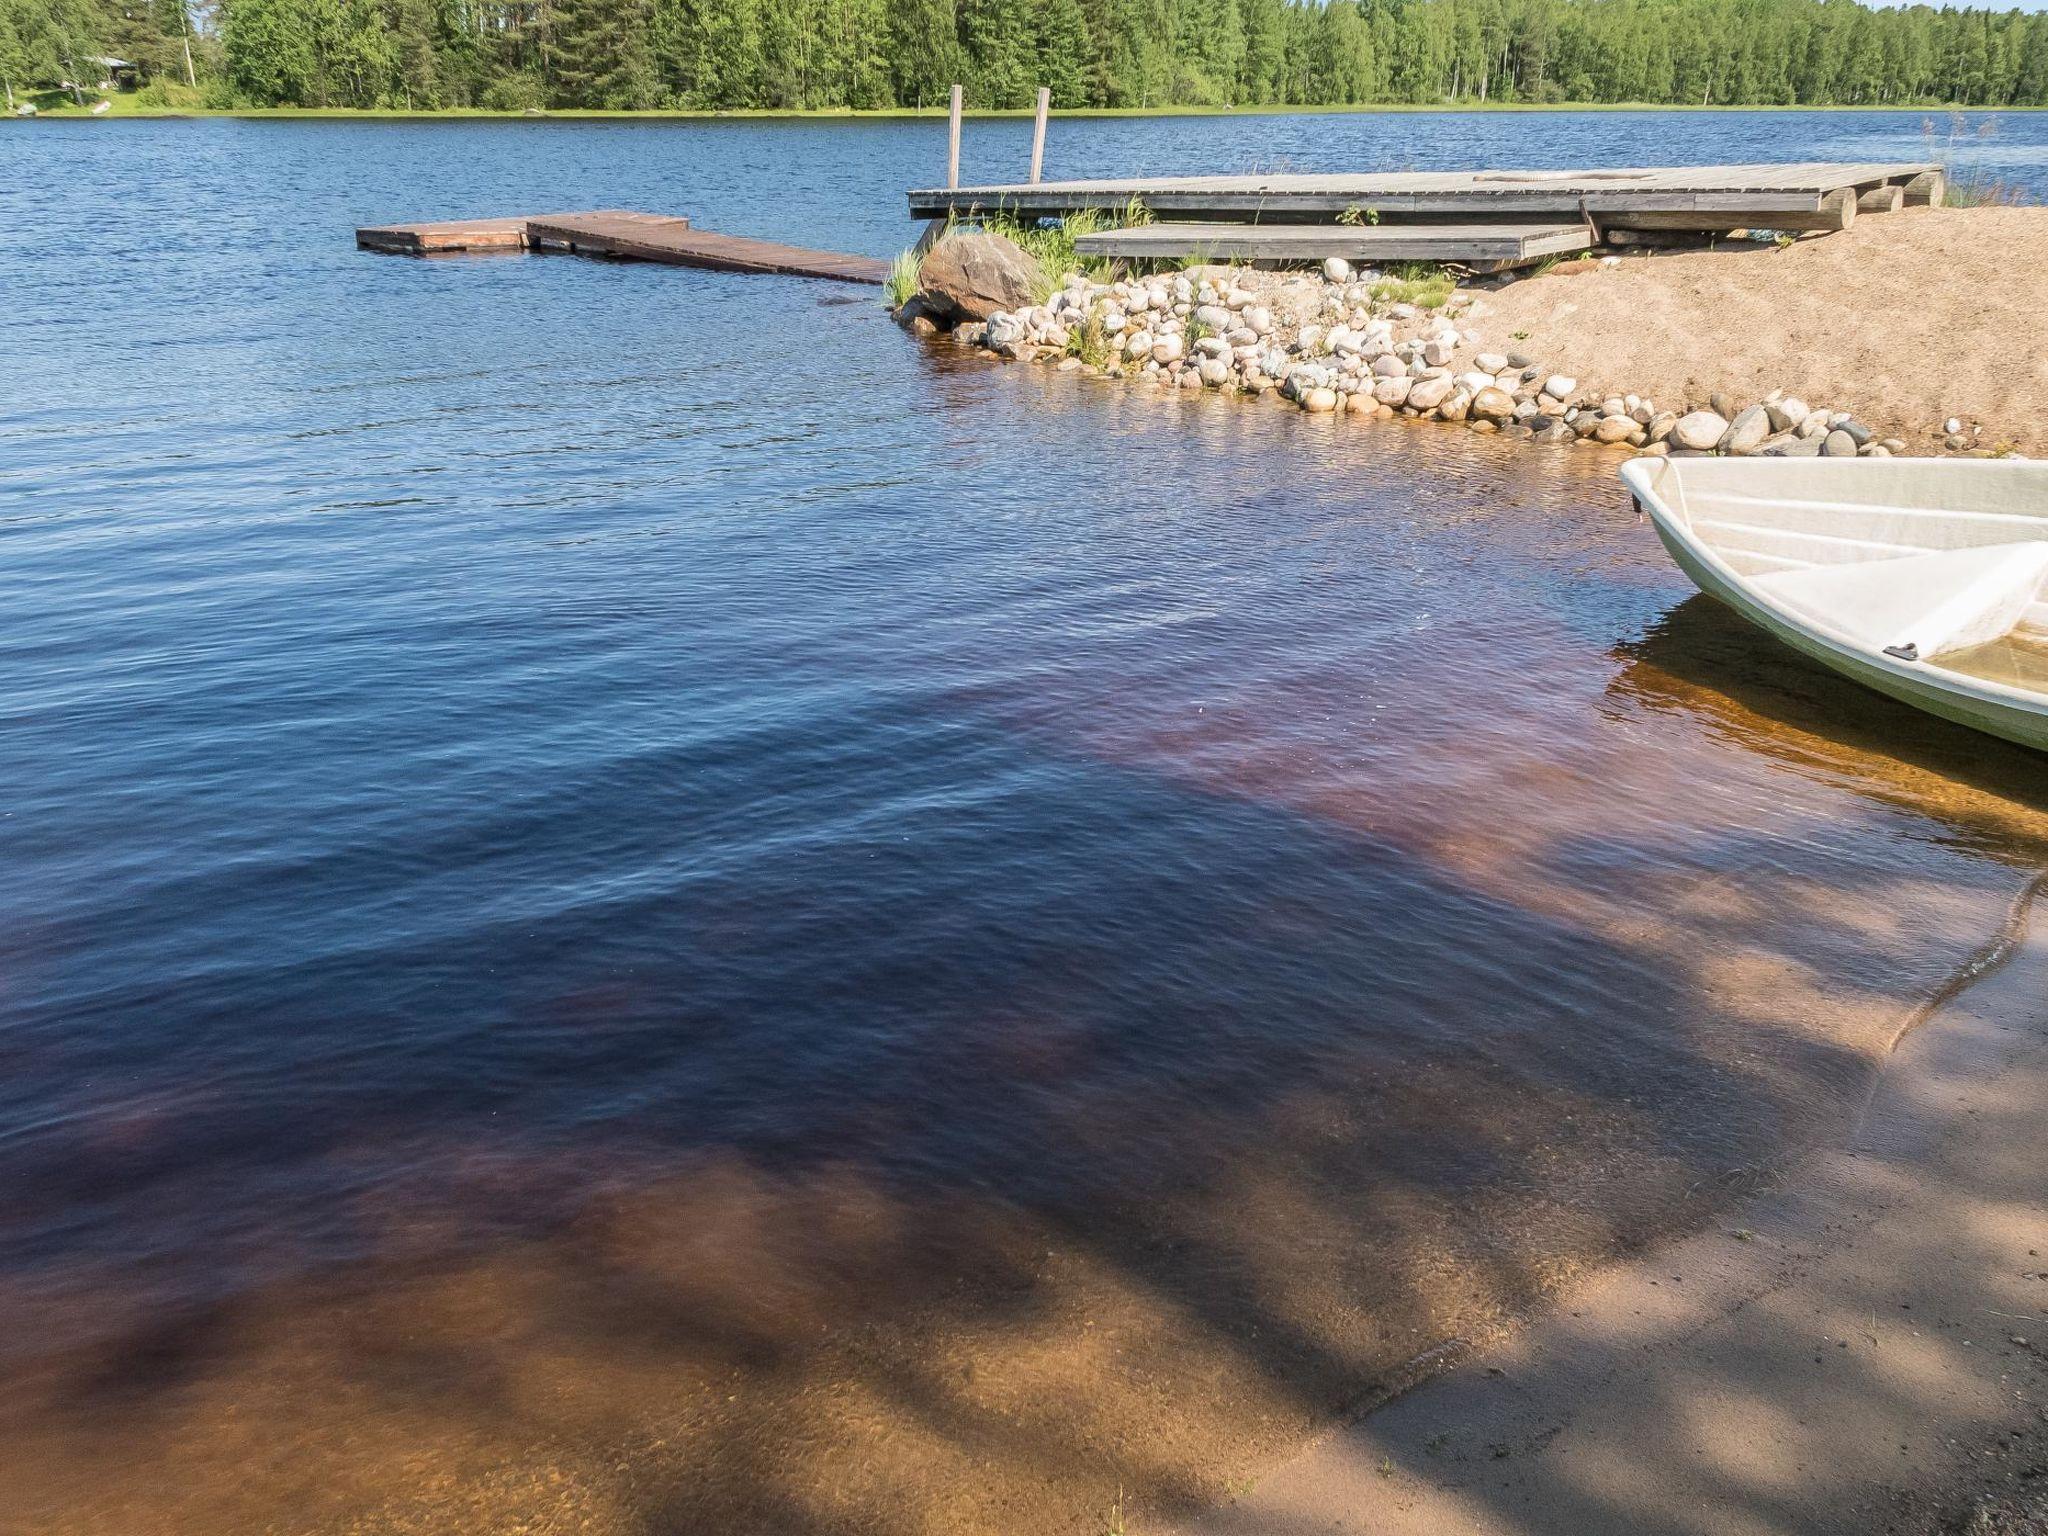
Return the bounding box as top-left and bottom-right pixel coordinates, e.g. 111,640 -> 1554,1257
4,120 -> 2048,1535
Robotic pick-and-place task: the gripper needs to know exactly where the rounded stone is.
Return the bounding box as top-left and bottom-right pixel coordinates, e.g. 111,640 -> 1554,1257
1302,387 -> 1339,413
1721,405 -> 1771,456
1471,386 -> 1517,423
1672,410 -> 1731,452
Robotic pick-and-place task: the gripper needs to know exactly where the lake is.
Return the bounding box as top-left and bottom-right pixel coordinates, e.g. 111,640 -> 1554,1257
4,110 -> 2047,1534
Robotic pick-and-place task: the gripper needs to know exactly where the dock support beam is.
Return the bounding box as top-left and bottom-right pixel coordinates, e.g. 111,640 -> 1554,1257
947,85 -> 962,190
1903,169 -> 1947,208
1029,87 -> 1050,185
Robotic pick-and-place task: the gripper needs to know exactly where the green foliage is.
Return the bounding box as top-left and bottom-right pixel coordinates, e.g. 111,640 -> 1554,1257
982,207 -> 1112,298
885,247 -> 920,306
1065,303 -> 1114,367
13,0 -> 2048,113
1369,261 -> 1454,308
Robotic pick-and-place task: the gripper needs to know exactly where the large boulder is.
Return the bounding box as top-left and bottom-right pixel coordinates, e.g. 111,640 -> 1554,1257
915,232 -> 1040,324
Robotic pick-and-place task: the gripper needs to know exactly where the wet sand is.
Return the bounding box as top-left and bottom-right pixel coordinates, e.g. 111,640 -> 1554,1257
1174,874 -> 2048,1536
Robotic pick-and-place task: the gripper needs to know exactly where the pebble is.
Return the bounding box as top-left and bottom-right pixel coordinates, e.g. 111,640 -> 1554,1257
1471,387 -> 1517,423
1672,411 -> 1731,452
1822,428 -> 1858,457
1407,375 -> 1456,412
1722,405 -> 1771,456
1323,257 -> 1352,284
1302,387 -> 1338,413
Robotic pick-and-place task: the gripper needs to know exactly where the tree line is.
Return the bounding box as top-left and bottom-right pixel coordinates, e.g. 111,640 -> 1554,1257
5,0 -> 2048,114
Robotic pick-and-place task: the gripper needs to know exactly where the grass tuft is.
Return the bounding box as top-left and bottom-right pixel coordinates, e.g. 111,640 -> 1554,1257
884,249 -> 920,309
1369,260 -> 1455,309
981,209 -> 1115,301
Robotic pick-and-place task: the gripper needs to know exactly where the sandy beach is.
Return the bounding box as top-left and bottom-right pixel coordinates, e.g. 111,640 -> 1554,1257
1173,875 -> 2048,1536
1473,207 -> 2048,457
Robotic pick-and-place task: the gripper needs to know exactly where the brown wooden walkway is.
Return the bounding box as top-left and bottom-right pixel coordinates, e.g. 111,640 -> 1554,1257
356,209 -> 887,285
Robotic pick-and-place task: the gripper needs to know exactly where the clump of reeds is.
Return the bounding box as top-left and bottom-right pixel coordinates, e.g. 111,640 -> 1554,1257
883,249 -> 921,309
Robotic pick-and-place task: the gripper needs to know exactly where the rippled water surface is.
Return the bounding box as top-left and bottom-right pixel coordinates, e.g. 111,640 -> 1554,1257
4,112 -> 2048,1535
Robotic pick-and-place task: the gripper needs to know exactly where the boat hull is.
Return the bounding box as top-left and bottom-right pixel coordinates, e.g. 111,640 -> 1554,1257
1628,463 -> 2048,754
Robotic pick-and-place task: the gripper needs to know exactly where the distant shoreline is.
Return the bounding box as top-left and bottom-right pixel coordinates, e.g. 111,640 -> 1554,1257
11,100 -> 2043,123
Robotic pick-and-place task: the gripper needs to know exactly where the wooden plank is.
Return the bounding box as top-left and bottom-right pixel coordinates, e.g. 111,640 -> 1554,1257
356,215 -> 534,254
1904,169 -> 1948,207
1858,184 -> 1905,214
906,163 -> 1943,222
1608,184 -> 1858,234
358,209 -> 886,285
1073,220 -> 1595,267
524,213 -> 889,284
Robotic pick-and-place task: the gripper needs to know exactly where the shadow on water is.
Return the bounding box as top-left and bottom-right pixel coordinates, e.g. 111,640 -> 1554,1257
3,698 -> 2043,1536
1614,593 -> 2048,848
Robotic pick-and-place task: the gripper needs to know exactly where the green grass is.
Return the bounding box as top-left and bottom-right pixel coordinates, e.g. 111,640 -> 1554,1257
1065,306 -> 1116,368
884,249 -> 920,308
981,208 -> 1117,300
1368,261 -> 1456,309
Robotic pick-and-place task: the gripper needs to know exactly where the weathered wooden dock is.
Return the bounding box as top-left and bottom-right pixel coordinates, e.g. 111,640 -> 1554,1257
909,161 -> 1946,269
357,209 -> 889,284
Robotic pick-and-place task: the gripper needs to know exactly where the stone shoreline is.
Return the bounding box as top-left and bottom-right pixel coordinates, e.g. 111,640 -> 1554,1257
901,233 -> 2008,461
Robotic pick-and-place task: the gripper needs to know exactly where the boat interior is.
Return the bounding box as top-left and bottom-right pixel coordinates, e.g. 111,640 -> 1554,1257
1638,458 -> 2048,670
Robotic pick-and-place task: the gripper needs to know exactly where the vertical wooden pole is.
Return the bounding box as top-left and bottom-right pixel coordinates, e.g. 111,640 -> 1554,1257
947,85 -> 963,189
1029,87 -> 1050,184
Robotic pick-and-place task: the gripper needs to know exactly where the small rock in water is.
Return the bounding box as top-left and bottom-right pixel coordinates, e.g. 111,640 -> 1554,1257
1672,411 -> 1731,452
1471,387 -> 1517,423
1594,415 -> 1638,444
1302,387 -> 1339,413
1198,358 -> 1231,387
1407,375 -> 1456,412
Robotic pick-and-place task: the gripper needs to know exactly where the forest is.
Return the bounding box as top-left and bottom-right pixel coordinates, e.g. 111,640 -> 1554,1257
4,0 -> 2048,114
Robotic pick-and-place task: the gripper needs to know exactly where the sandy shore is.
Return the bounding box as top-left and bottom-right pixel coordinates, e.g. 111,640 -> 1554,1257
1471,207 -> 2048,456
1170,875 -> 2048,1536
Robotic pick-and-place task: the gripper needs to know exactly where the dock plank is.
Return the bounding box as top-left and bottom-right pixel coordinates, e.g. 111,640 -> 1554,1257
1073,220 -> 1595,267
525,213 -> 887,284
356,209 -> 886,285
907,162 -> 1941,223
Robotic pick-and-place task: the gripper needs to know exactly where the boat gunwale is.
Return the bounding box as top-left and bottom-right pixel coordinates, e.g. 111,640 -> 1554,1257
1619,456 -> 2048,729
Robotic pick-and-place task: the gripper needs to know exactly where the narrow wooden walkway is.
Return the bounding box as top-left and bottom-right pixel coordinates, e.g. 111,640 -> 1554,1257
1077,220 -> 1595,264
908,163 -> 1946,223
357,209 -> 887,285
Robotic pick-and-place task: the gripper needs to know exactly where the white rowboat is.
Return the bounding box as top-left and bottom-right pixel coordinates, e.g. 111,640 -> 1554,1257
1621,455 -> 2048,753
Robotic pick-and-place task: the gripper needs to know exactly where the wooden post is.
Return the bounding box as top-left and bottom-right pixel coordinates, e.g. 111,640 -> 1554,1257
1029,87 -> 1050,185
947,85 -> 962,189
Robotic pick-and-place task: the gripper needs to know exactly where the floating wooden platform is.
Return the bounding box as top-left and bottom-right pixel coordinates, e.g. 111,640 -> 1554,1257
356,209 -> 887,284
1075,219 -> 1596,266
908,163 -> 1946,224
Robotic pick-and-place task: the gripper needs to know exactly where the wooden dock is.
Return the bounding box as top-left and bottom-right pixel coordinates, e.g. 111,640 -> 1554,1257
910,162 -> 1946,268
1077,220 -> 1597,265
356,209 -> 888,284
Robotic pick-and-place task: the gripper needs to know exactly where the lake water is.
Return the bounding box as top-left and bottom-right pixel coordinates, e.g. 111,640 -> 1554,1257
4,111 -> 2048,1535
